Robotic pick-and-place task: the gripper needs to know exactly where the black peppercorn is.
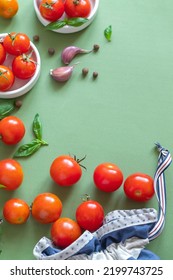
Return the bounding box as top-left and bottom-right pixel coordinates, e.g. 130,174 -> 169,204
82,67 -> 89,76
14,100 -> 22,109
93,44 -> 100,52
93,71 -> 98,79
33,35 -> 40,42
48,48 -> 55,55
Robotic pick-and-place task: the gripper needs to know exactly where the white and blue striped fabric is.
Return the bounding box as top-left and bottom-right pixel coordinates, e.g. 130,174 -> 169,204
33,143 -> 172,260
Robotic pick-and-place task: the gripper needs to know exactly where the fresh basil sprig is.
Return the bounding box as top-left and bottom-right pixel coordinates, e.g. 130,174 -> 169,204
13,114 -> 48,158
33,113 -> 42,140
46,17 -> 89,30
0,100 -> 15,119
104,25 -> 112,42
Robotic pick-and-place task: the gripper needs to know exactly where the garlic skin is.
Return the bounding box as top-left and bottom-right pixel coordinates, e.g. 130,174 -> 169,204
61,46 -> 92,65
50,65 -> 75,82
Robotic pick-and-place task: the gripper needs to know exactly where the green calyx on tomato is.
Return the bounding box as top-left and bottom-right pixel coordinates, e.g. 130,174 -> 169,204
73,154 -> 87,170
42,2 -> 54,9
8,32 -> 17,45
0,184 -> 6,189
73,0 -> 80,5
0,69 -> 8,79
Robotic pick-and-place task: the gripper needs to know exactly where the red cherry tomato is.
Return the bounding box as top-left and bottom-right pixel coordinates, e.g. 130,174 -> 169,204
76,199 -> 104,231
64,0 -> 91,18
3,32 -> 30,56
0,43 -> 6,64
51,217 -> 82,248
31,193 -> 63,224
123,173 -> 155,202
0,159 -> 24,191
93,162 -> 124,192
0,116 -> 25,145
50,155 -> 84,187
12,53 -> 36,79
39,0 -> 65,21
3,198 -> 30,224
0,65 -> 15,91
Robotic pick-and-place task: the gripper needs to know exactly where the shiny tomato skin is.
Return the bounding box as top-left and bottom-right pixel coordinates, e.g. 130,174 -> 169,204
76,200 -> 104,231
0,116 -> 25,145
39,0 -> 65,21
64,0 -> 91,18
3,198 -> 30,224
0,43 -> 6,64
31,193 -> 63,224
93,162 -> 124,192
0,0 -> 19,19
3,32 -> 30,56
50,155 -> 82,187
12,54 -> 36,79
51,217 -> 82,248
0,65 -> 15,91
0,159 -> 24,191
123,173 -> 155,202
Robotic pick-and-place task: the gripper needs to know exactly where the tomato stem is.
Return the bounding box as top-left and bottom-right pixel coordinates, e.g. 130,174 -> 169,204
0,184 -> 7,189
73,154 -> 87,170
81,194 -> 90,201
22,53 -> 37,65
8,33 -> 17,46
73,0 -> 80,5
42,2 -> 54,9
0,70 -> 9,81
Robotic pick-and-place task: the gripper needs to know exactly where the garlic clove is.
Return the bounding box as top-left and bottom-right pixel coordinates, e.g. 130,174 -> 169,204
50,65 -> 75,82
61,46 -> 92,65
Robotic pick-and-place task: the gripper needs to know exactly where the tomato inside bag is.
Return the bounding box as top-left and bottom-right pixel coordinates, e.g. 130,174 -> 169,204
33,143 -> 172,260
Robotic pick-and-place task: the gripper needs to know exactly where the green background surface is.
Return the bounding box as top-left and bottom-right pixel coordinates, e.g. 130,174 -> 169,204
0,0 -> 173,260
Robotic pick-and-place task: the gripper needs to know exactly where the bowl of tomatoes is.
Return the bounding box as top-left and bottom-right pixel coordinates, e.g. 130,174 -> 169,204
0,32 -> 41,99
33,0 -> 99,34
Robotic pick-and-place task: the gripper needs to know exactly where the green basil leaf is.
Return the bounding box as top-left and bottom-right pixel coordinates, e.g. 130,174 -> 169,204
46,20 -> 67,30
66,17 -> 89,27
33,113 -> 42,140
45,17 -> 88,30
13,139 -> 41,158
104,25 -> 112,42
0,101 -> 15,119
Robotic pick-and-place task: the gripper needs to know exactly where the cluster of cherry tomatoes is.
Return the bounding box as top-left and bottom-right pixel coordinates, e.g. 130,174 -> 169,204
0,32 -> 36,91
0,111 -> 155,249
0,152 -> 155,248
39,0 -> 92,22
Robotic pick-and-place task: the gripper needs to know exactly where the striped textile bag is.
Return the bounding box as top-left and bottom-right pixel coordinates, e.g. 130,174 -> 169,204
33,143 -> 172,260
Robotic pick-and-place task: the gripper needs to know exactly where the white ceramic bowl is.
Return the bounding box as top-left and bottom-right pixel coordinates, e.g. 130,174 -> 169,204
33,0 -> 99,34
0,33 -> 41,99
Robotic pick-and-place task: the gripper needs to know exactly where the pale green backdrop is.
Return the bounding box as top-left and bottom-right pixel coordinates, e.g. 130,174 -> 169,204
0,0 -> 173,260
